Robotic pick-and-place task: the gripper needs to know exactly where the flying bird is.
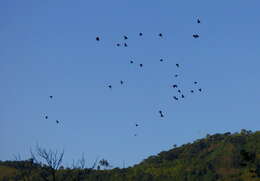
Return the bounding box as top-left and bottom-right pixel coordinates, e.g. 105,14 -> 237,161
193,34 -> 200,38
174,74 -> 178,78
130,60 -> 134,64
160,59 -> 163,62
124,35 -> 128,40
135,124 -> 139,127
197,18 -> 201,24
116,43 -> 120,47
158,33 -> 163,37
139,32 -> 143,36
124,43 -> 128,47
45,116 -> 48,119
139,64 -> 143,67
176,64 -> 180,68
159,110 -> 164,117
172,84 -> 178,88
190,90 -> 194,93
56,120 -> 59,124
198,88 -> 202,92
178,90 -> 181,93
120,80 -> 124,85
194,81 -> 198,84
181,94 -> 185,98
96,37 -> 100,41
49,96 -> 53,99
173,96 -> 178,100
108,85 -> 112,89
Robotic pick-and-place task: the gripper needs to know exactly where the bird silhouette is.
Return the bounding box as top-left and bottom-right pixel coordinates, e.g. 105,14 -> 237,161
139,32 -> 143,36
108,85 -> 112,89
158,110 -> 164,117
120,80 -> 124,85
49,96 -> 53,99
56,120 -> 59,124
181,94 -> 185,98
197,19 -> 201,24
135,123 -> 139,127
96,37 -> 100,41
176,64 -> 180,68
158,33 -> 163,37
124,43 -> 128,47
160,59 -> 163,62
139,64 -> 143,67
173,96 -> 178,100
172,84 -> 178,88
198,88 -> 202,92
124,35 -> 128,40
194,81 -> 198,84
190,90 -> 194,93
116,43 -> 120,47
45,116 -> 48,119
174,74 -> 178,78
193,34 -> 200,38
178,90 -> 181,93
130,60 -> 134,64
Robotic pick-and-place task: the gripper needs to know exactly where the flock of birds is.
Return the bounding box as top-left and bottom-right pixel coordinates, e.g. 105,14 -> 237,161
44,18 -> 204,136
44,96 -> 60,124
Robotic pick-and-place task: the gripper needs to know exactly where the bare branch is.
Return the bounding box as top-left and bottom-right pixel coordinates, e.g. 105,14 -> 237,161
33,144 -> 64,170
91,157 -> 100,170
30,144 -> 64,181
13,153 -> 21,161
78,153 -> 86,169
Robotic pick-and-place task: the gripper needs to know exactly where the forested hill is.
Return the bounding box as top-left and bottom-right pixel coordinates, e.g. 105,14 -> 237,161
1,130 -> 260,181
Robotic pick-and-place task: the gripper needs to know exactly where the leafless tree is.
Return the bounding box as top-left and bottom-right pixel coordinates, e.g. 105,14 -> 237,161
71,155 -> 100,170
70,154 -> 101,181
13,154 -> 22,161
70,154 -> 88,181
91,157 -> 100,170
78,154 -> 86,170
72,153 -> 87,169
30,144 -> 64,181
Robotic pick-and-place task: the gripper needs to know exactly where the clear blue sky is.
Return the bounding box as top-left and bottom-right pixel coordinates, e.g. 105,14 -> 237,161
1,0 -> 260,168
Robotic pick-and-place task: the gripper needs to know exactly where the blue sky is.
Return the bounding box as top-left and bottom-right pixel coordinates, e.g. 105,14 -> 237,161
1,0 -> 260,168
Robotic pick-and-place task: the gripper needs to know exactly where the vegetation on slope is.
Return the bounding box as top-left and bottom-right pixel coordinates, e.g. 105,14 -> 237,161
1,129 -> 260,181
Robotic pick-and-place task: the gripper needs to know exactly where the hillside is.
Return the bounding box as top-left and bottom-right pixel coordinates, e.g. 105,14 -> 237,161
1,129 -> 260,181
